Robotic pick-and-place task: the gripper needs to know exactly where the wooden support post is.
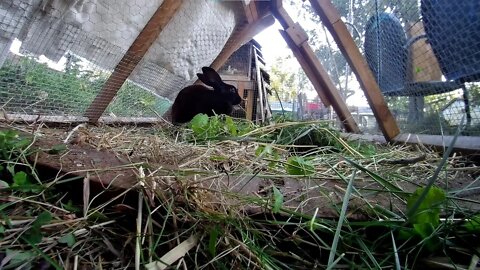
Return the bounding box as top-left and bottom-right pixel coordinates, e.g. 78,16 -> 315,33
237,81 -> 247,119
272,0 -> 360,133
246,89 -> 255,121
84,0 -> 183,123
238,81 -> 246,99
308,0 -> 400,141
253,48 -> 265,123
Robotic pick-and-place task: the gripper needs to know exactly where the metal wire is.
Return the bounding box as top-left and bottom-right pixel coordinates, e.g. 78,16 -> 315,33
0,0 -> 236,121
284,0 -> 480,136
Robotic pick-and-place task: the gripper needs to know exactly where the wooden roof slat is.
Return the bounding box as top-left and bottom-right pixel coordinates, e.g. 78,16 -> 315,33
84,0 -> 183,123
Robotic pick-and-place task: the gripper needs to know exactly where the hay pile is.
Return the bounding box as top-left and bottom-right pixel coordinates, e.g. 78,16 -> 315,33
0,119 -> 479,269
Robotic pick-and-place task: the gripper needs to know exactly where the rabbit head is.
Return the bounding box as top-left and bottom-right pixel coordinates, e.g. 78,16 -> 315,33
197,67 -> 242,105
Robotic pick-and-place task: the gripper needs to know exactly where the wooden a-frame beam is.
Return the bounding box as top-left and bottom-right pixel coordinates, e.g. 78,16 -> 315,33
84,0 -> 183,123
309,0 -> 400,141
210,14 -> 275,71
244,0 -> 260,23
271,0 -> 360,133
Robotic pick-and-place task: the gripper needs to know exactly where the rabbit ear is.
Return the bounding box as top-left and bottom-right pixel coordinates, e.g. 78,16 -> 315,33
198,67 -> 222,87
197,73 -> 209,85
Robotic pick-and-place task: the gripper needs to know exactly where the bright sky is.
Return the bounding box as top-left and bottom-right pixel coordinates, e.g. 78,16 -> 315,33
253,20 -> 293,68
10,39 -> 67,71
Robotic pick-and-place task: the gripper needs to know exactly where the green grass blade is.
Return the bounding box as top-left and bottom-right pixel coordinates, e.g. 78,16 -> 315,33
407,116 -> 464,219
327,170 -> 356,266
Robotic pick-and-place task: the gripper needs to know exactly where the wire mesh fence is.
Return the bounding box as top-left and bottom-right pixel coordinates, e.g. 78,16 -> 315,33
218,42 -> 252,120
218,42 -> 251,78
0,51 -> 174,119
2,0 -> 479,136
0,0 -> 237,121
280,0 -> 480,136
359,0 -> 480,136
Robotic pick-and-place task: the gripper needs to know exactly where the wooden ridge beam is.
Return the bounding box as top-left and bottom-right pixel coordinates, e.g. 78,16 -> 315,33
244,0 -> 259,23
308,0 -> 400,141
84,0 -> 183,123
210,14 -> 275,71
272,0 -> 359,133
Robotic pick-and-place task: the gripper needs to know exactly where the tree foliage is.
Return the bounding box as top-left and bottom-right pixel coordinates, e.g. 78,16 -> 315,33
283,0 -> 421,102
269,56 -> 298,102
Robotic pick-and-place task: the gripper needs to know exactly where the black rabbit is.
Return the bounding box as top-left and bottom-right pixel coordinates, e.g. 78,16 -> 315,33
171,67 -> 242,124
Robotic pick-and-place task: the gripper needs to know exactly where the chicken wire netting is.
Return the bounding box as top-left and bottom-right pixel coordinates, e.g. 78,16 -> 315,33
217,40 -> 270,123
219,42 -> 251,78
358,0 -> 480,136
218,42 -> 251,120
283,0 -> 480,136
0,0 -> 237,120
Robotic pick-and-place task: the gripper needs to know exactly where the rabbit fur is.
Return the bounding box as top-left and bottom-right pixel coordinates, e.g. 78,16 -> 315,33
171,67 -> 242,124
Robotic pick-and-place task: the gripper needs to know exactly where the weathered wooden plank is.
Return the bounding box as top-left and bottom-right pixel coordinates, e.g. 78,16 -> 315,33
343,133 -> 480,153
253,49 -> 265,123
84,0 -> 183,123
245,0 -> 259,23
237,81 -> 246,100
1,113 -> 166,125
309,0 -> 400,141
222,80 -> 254,90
